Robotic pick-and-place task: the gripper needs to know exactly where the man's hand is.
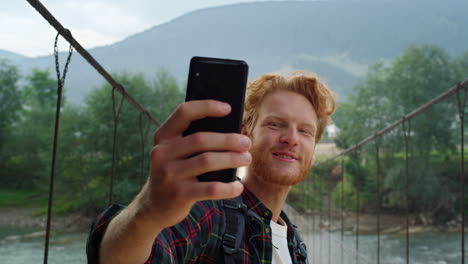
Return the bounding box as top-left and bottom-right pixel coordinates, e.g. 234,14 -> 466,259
140,99 -> 251,228
99,100 -> 251,264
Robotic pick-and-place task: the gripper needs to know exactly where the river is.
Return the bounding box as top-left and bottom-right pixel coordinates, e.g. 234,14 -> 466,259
1,227 -> 466,263
0,227 -> 87,264
304,231 -> 468,264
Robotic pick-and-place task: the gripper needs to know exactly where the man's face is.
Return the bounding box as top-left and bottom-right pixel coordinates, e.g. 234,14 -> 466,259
247,90 -> 318,186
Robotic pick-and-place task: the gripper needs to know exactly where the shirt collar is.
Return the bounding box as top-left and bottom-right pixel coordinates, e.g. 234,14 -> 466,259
240,187 -> 297,234
280,210 -> 297,239
241,186 -> 273,221
239,184 -> 301,248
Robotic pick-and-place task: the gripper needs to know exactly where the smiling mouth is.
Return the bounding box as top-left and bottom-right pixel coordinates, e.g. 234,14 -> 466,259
273,153 -> 297,161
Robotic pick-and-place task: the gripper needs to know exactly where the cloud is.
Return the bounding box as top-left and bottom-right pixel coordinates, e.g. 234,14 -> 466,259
0,1 -> 154,56
0,12 -> 59,57
59,1 -> 154,35
2,0 -> 275,56
296,53 -> 369,77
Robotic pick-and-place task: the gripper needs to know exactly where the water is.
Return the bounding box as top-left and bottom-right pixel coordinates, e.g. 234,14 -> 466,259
1,227 -> 466,263
303,231 -> 468,264
0,227 -> 87,264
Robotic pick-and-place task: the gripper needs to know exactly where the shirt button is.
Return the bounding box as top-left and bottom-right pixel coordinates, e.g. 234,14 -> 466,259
265,227 -> 270,233
264,211 -> 269,217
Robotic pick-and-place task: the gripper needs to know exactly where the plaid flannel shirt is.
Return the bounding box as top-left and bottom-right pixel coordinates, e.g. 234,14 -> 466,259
87,187 -> 308,264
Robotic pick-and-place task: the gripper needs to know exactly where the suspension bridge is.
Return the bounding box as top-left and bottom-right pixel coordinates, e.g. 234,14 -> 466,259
4,0 -> 466,263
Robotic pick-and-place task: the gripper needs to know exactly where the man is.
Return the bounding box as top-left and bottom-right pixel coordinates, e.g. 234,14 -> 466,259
87,72 -> 336,264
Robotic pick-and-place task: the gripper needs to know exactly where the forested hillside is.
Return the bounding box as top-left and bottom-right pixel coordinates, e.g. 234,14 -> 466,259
1,0 -> 467,104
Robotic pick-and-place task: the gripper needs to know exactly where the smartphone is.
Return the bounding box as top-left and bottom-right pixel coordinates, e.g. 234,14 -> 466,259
183,56 -> 249,182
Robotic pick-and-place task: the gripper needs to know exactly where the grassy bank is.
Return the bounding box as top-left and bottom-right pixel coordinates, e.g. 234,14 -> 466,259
0,189 -> 47,208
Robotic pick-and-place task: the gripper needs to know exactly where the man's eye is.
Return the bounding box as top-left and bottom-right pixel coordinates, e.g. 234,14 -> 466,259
299,129 -> 312,135
269,122 -> 281,128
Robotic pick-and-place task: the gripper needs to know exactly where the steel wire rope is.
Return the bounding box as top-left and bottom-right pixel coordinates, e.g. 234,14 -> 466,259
328,232 -> 373,264
456,83 -> 467,264
139,114 -> 151,186
319,166 -> 323,264
315,80 -> 468,167
341,156 -> 345,264
309,171 -> 313,260
312,169 -> 317,263
108,88 -> 125,205
402,117 -> 411,264
26,0 -> 160,128
327,161 -> 332,264
353,148 -> 362,264
23,2 -> 468,263
356,174 -> 360,264
374,134 -> 382,264
43,33 -> 73,264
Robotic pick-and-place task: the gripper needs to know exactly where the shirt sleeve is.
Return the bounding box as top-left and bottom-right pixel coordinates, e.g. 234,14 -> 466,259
86,204 -> 125,264
147,200 -> 224,263
86,201 -> 224,264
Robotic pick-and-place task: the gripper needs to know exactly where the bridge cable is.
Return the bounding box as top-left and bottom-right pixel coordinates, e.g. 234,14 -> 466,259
402,117 -> 412,264
341,156 -> 345,264
139,114 -> 151,186
327,161 -> 332,264
312,169 -> 317,263
303,172 -> 309,257
25,0 -> 160,207
108,87 -> 125,205
315,80 -> 468,167
456,83 -> 467,264
26,0 -> 160,128
374,134 -> 382,264
43,33 -> 73,264
354,149 -> 361,264
311,80 -> 467,263
319,167 -> 323,264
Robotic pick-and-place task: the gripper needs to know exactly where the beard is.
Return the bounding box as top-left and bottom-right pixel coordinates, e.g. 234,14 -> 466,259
249,143 -> 312,186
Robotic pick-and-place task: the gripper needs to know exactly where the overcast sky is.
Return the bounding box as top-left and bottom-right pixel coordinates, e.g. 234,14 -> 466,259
1,0 -> 282,57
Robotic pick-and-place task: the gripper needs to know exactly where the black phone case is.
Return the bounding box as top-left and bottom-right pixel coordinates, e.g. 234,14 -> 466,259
183,56 -> 249,182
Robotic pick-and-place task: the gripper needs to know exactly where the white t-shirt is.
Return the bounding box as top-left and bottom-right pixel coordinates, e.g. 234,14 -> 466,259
270,218 -> 293,264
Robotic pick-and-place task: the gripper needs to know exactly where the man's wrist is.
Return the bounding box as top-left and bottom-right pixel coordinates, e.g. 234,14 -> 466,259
127,185 -> 163,235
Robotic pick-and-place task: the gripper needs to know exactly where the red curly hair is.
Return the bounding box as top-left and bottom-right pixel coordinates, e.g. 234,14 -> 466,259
243,72 -> 336,142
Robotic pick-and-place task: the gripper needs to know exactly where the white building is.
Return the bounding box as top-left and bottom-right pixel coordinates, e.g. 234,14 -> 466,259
326,124 -> 339,138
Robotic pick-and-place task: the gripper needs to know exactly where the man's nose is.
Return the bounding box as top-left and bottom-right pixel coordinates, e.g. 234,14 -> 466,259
279,127 -> 299,146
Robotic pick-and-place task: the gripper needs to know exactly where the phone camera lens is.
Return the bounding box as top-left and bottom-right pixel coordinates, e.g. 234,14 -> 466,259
196,72 -> 200,77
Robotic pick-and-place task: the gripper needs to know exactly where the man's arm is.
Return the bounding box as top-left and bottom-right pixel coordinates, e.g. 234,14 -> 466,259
94,100 -> 251,264
98,185 -> 163,264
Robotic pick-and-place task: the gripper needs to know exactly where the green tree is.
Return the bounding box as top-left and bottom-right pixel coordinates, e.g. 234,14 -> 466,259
1,67 -> 184,213
386,45 -> 458,155
54,70 -> 184,213
5,69 -> 58,188
151,69 -> 185,123
0,60 -> 21,152
335,45 -> 458,153
23,68 -> 58,110
333,44 -> 463,218
0,60 -> 22,186
334,61 -> 391,149
455,51 -> 468,81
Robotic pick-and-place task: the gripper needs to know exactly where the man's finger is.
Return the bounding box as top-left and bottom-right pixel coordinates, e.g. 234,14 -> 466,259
185,181 -> 244,202
170,151 -> 251,179
154,100 -> 231,144
160,132 -> 251,160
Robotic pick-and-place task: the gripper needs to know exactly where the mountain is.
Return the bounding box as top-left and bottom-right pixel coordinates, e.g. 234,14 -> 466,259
2,0 -> 468,105
0,50 -> 29,63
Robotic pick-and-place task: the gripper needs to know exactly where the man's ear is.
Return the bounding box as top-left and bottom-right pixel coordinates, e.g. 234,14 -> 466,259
241,124 -> 248,136
310,152 -> 316,168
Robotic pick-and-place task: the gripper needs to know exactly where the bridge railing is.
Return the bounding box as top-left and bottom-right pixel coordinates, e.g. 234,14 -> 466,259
22,0 -> 468,263
292,80 -> 467,263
